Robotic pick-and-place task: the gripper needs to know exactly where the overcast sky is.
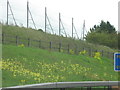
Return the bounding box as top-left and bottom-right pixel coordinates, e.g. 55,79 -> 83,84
1,0 -> 119,38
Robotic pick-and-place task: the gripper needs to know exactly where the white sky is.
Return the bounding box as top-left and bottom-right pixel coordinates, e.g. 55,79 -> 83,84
1,0 -> 119,38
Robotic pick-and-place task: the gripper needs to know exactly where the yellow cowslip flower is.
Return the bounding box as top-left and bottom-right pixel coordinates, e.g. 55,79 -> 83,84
18,44 -> 25,47
79,50 -> 87,55
2,58 -> 94,83
94,52 -> 101,60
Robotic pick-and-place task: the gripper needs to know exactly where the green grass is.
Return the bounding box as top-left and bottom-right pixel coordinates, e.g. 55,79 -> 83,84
2,45 -> 118,87
2,24 -> 115,53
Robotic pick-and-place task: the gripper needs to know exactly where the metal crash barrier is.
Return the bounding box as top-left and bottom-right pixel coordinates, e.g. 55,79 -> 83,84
2,81 -> 120,90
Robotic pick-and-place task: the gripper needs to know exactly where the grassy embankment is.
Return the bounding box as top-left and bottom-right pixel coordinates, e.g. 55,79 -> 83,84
2,45 -> 118,87
1,25 -> 118,87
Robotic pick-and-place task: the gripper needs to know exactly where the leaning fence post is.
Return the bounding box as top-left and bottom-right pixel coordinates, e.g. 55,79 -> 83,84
28,38 -> 30,47
16,36 -> 18,46
59,43 -> 61,52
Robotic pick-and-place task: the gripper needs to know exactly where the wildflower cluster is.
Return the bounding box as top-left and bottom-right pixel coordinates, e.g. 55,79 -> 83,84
94,52 -> 101,60
1,58 -> 92,85
79,50 -> 87,55
18,44 -> 24,47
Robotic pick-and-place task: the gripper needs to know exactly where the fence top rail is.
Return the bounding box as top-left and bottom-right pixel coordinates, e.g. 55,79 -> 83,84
3,81 -> 120,89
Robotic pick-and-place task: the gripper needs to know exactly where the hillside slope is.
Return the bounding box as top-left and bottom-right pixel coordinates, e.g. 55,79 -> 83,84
2,25 -> 115,53
2,45 -> 118,87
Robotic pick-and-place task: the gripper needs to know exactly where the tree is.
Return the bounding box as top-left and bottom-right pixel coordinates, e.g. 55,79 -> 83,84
38,29 -> 44,32
85,20 -> 117,48
89,20 -> 116,34
85,32 -> 118,48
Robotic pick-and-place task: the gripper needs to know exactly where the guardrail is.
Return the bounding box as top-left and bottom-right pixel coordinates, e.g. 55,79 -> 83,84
2,81 -> 120,90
